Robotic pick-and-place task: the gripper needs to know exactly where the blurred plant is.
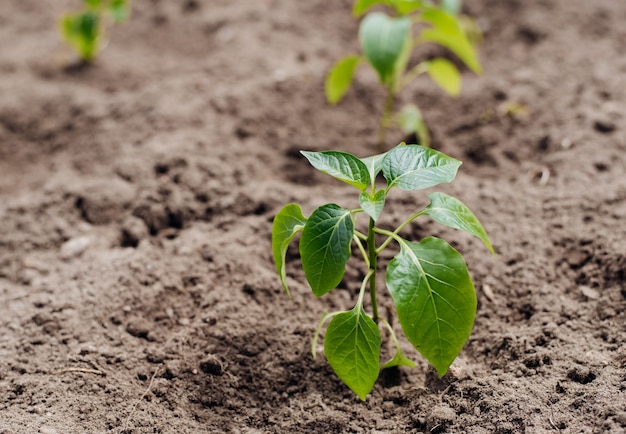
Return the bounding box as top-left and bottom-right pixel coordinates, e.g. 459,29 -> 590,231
325,0 -> 482,148
272,143 -> 493,400
59,0 -> 130,63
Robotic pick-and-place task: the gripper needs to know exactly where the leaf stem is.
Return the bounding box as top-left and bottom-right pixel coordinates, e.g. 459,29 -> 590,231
380,318 -> 402,350
311,311 -> 342,358
354,230 -> 368,241
377,85 -> 395,150
375,209 -> 425,254
398,61 -> 429,91
374,226 -> 407,253
357,268 -> 375,309
353,234 -> 370,268
367,218 -> 380,323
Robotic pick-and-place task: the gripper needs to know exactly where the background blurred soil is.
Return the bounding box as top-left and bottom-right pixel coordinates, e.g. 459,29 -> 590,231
1,0 -> 625,433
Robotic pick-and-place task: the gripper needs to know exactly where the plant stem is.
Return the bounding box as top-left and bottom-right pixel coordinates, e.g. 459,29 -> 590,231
376,85 -> 395,150
398,61 -> 428,92
367,217 -> 379,323
374,227 -> 406,250
353,234 -> 370,268
375,209 -> 425,254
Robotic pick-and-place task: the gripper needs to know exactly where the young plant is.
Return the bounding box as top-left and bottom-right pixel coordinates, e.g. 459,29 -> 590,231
59,0 -> 130,63
272,143 -> 493,400
326,0 -> 482,148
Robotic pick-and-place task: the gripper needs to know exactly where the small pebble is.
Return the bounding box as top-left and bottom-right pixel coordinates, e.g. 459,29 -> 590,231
60,236 -> 92,260
560,137 -> 572,149
579,286 -> 599,300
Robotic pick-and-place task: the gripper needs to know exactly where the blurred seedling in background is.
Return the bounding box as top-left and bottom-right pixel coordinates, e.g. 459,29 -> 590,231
272,143 -> 493,400
59,0 -> 130,63
326,0 -> 482,148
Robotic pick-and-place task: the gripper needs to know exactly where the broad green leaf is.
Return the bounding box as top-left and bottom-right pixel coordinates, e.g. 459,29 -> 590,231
420,9 -> 482,74
359,190 -> 386,222
382,145 -> 461,190
382,346 -> 416,369
426,58 -> 461,96
353,0 -> 390,17
424,192 -> 494,254
359,13 -> 411,85
440,0 -> 462,15
386,237 -> 476,376
360,151 -> 389,184
300,204 -> 353,297
301,151 -> 370,191
59,12 -> 100,61
394,0 -> 427,15
109,0 -> 130,22
397,104 -> 430,147
84,0 -> 102,10
272,204 -> 307,297
392,23 -> 414,85
324,306 -> 381,400
326,55 -> 361,105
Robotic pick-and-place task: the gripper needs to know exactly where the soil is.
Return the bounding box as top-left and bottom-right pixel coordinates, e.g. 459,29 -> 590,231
1,0 -> 625,433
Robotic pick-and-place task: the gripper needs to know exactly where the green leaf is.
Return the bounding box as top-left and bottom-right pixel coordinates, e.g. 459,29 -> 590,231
424,192 -> 494,254
382,345 -> 416,369
382,144 -> 461,190
84,0 -> 102,10
386,237 -> 476,376
360,151 -> 389,184
324,306 -> 381,400
109,0 -> 130,22
381,319 -> 416,369
397,104 -> 430,147
272,204 -> 307,297
300,204 -> 354,297
359,190 -> 386,222
359,13 -> 412,85
426,58 -> 461,96
353,0 -> 390,17
59,12 -> 101,61
394,0 -> 427,15
420,8 -> 482,74
393,23 -> 414,85
301,151 -> 370,191
440,0 -> 462,15
326,55 -> 361,105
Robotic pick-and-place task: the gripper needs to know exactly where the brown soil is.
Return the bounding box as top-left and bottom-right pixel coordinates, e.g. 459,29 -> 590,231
1,0 -> 625,433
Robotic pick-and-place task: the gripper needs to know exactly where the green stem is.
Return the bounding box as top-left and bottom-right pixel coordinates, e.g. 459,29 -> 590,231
357,269 -> 375,309
367,218 -> 379,323
398,61 -> 429,91
353,234 -> 370,269
381,318 -> 402,350
354,230 -> 368,241
375,209 -> 426,254
311,311 -> 341,358
376,85 -> 395,150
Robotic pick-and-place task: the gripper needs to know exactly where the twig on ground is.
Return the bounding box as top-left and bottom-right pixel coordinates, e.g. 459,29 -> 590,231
54,367 -> 105,376
121,368 -> 160,433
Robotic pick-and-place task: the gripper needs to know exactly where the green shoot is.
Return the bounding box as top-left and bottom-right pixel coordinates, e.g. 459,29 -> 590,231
272,143 -> 493,400
59,0 -> 131,63
326,0 -> 482,148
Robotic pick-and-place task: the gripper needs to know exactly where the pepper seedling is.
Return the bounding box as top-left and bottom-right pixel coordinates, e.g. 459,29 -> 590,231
326,0 -> 482,148
59,0 -> 130,63
272,143 -> 493,400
